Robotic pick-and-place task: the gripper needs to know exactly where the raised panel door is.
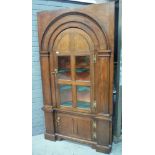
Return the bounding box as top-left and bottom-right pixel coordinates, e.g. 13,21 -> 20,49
56,113 -> 92,141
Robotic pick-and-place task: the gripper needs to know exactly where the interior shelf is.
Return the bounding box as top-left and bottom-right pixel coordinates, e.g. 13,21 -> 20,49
60,85 -> 72,92
60,85 -> 89,92
58,68 -> 70,73
76,68 -> 89,73
77,86 -> 90,92
61,101 -> 72,107
60,101 -> 90,109
58,68 -> 89,73
77,101 -> 90,109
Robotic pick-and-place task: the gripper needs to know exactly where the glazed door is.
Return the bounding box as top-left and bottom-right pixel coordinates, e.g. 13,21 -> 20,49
53,28 -> 95,112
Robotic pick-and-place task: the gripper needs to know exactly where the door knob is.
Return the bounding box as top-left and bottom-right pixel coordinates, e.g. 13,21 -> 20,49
93,121 -> 96,129
51,69 -> 58,75
56,116 -> 61,126
93,132 -> 96,140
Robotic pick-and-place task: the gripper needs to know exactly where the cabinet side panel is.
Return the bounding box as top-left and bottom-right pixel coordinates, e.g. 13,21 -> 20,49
109,2 -> 115,115
96,119 -> 110,146
45,112 -> 55,134
96,57 -> 110,114
40,56 -> 52,105
40,56 -> 55,134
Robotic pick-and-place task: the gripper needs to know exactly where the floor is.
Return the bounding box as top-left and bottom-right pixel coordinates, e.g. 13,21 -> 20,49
32,134 -> 122,155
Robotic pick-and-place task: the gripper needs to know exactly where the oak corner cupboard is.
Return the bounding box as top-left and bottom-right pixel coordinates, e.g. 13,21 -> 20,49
37,2 -> 115,154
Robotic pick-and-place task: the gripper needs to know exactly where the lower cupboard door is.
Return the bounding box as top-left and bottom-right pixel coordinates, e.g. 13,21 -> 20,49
55,113 -> 74,137
75,116 -> 92,140
55,113 -> 92,141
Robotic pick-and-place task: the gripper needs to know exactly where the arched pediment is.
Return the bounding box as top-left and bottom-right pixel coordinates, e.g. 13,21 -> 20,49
40,11 -> 110,52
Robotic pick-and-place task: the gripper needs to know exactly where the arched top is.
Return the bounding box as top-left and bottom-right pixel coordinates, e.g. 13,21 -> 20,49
40,11 -> 110,51
53,28 -> 94,53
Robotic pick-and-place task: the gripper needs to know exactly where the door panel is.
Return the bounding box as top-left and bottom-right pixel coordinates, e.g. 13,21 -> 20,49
54,28 -> 93,53
59,84 -> 72,107
57,56 -> 71,80
56,113 -> 74,136
75,117 -> 92,140
77,85 -> 91,110
75,56 -> 90,81
56,113 -> 92,140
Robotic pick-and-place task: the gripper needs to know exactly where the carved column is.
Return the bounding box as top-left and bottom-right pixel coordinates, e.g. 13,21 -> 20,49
40,51 -> 55,140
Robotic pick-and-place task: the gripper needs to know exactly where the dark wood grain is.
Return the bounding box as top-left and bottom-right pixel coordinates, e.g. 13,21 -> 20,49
37,2 -> 115,153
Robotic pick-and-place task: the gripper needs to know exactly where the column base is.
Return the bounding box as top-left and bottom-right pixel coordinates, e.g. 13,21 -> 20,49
44,133 -> 56,141
92,144 -> 112,154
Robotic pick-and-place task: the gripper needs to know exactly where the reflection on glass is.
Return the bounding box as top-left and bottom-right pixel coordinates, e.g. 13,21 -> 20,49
76,56 -> 90,81
77,86 -> 90,109
58,56 -> 71,80
59,84 -> 72,107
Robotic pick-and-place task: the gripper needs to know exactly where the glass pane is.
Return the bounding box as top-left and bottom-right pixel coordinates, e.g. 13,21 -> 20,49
77,86 -> 90,109
76,56 -> 90,81
58,56 -> 71,80
59,84 -> 72,107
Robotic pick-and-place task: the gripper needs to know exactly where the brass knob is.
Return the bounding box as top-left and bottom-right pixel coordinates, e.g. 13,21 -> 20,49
92,100 -> 96,111
51,69 -> 58,75
93,121 -> 96,129
93,132 -> 96,139
56,116 -> 60,126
